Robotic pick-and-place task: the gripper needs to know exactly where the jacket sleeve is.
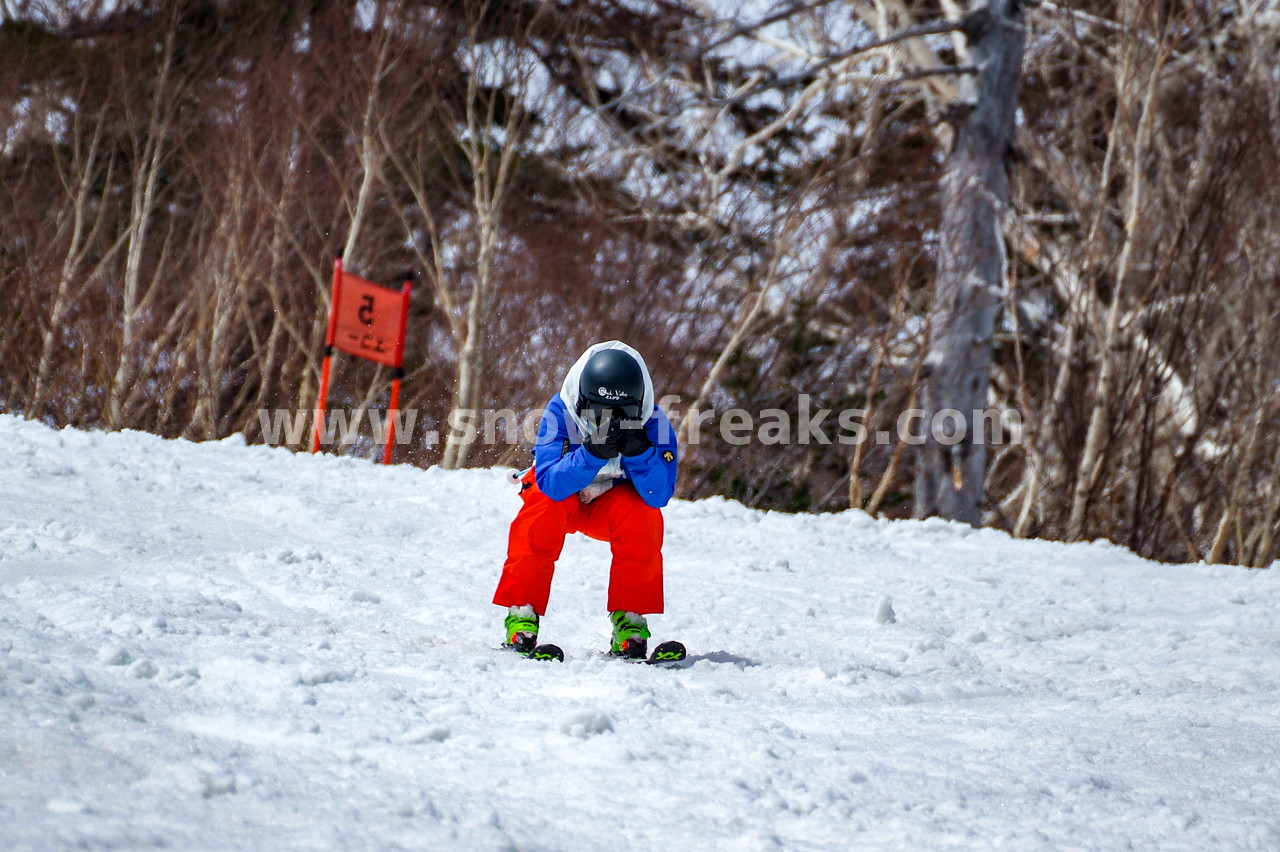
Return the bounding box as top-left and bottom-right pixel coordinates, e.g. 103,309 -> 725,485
621,407 -> 678,508
533,396 -> 608,501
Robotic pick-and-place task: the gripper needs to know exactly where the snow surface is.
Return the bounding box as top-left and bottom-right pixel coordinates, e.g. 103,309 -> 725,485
2,414 -> 1279,851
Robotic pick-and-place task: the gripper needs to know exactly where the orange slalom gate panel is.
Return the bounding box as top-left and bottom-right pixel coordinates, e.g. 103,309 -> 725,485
331,272 -> 407,367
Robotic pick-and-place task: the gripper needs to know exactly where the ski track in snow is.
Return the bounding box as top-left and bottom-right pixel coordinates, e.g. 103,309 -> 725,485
2,414 -> 1279,851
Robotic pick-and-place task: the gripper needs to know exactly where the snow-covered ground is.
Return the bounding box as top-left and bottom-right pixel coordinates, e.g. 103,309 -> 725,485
2,414 -> 1279,851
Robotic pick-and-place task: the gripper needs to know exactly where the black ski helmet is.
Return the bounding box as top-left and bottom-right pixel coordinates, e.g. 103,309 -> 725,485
579,348 -> 645,409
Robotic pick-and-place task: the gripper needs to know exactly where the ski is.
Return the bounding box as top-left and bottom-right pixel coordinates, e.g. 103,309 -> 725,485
607,640 -> 688,667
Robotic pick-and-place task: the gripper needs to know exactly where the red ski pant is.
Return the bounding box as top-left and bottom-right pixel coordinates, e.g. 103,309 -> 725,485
493,474 -> 664,616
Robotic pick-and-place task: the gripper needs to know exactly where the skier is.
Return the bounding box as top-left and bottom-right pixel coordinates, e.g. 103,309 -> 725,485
493,340 -> 678,659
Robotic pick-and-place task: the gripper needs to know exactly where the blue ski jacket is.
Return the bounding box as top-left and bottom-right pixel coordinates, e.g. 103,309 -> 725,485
533,394 -> 679,508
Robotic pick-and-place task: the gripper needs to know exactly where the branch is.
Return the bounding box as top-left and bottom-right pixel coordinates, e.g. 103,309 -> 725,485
714,14 -> 980,106
888,64 -> 980,85
1035,1 -> 1128,36
683,0 -> 845,59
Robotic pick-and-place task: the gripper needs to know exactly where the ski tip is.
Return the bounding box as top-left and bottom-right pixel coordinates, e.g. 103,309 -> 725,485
529,643 -> 565,662
646,640 -> 687,665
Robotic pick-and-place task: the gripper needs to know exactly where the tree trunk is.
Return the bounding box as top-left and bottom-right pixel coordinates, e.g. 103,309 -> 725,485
915,0 -> 1025,526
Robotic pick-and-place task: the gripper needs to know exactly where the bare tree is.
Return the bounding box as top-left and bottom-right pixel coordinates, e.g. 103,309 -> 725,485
914,0 -> 1026,525
438,12 -> 550,469
105,9 -> 183,429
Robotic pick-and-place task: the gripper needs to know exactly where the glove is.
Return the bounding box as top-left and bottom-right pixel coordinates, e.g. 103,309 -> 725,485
618,424 -> 653,457
584,414 -> 623,459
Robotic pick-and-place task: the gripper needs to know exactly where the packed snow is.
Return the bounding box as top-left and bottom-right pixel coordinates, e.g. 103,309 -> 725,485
2,414 -> 1279,850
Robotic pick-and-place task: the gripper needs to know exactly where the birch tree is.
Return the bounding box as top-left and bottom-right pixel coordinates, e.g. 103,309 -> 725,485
105,11 -> 183,430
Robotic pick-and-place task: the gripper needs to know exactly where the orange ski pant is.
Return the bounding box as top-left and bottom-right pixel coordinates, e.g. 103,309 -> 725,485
493,475 -> 664,616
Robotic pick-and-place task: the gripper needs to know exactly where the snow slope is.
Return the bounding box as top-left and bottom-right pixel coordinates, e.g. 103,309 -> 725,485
2,414 -> 1279,851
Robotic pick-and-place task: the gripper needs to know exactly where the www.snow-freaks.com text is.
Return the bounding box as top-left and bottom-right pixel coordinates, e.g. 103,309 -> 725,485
259,396 -> 1021,449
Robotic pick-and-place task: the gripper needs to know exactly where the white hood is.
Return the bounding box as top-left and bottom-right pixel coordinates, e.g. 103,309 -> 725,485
559,340 -> 655,429
558,340 -> 654,485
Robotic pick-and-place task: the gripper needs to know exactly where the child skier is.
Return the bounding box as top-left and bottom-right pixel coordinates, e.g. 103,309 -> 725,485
493,340 -> 678,658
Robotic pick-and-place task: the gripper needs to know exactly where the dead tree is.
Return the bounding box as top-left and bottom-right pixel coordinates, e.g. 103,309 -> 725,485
914,0 -> 1026,525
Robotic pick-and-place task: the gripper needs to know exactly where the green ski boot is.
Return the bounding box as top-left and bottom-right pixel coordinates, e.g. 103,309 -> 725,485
503,605 -> 539,655
609,610 -> 651,659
